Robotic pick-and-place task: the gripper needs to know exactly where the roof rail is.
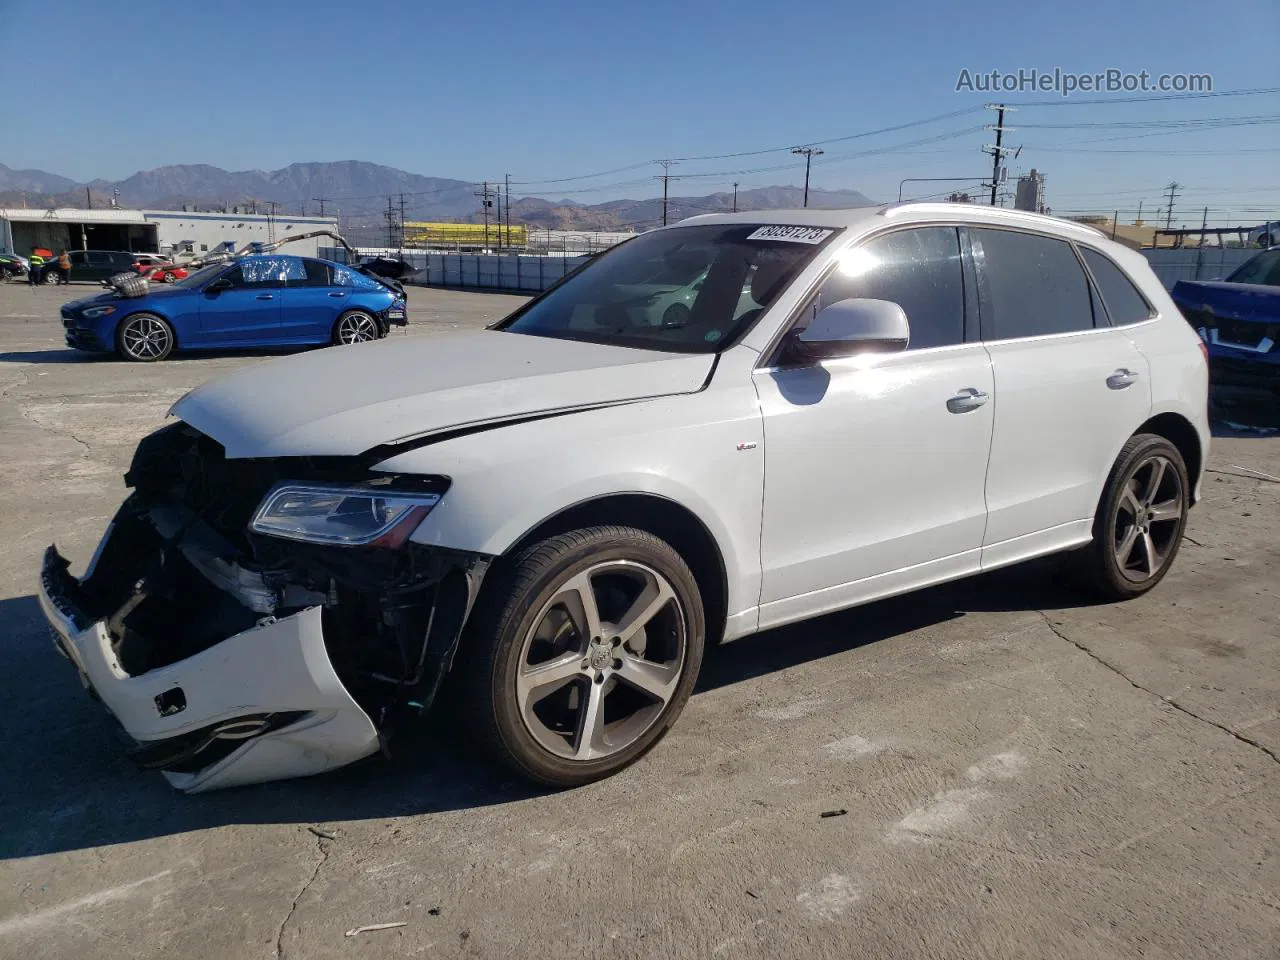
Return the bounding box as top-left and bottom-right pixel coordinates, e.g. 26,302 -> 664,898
879,202 -> 1107,239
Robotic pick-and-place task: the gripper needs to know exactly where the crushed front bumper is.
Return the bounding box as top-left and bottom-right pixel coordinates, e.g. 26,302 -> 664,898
39,543 -> 379,793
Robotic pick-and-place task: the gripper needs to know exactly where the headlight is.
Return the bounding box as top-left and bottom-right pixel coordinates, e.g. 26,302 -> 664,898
82,305 -> 117,319
249,483 -> 441,547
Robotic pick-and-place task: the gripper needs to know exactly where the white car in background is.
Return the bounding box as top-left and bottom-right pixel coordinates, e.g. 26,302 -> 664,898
39,204 -> 1209,792
1248,221 -> 1279,248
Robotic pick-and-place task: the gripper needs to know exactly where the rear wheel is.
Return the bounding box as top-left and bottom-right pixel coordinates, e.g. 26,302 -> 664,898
116,313 -> 175,362
1074,434 -> 1189,600
162,271 -> 177,283
463,526 -> 705,787
333,310 -> 381,345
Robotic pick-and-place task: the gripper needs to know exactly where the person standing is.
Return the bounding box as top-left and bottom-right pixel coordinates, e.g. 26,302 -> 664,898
57,250 -> 71,285
27,248 -> 43,285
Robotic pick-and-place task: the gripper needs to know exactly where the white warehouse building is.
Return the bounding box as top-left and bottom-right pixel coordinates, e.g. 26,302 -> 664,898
0,207 -> 340,261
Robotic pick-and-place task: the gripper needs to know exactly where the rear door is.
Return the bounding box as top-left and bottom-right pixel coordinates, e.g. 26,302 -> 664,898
971,227 -> 1151,568
279,257 -> 344,342
68,250 -> 90,280
197,259 -> 285,344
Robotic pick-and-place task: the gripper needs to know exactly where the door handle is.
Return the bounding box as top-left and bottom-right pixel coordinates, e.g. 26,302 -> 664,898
946,387 -> 989,414
1106,368 -> 1139,389
327,291 -> 347,298
256,294 -> 274,301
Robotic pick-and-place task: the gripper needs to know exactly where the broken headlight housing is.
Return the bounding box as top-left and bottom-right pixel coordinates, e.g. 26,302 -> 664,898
249,482 -> 441,548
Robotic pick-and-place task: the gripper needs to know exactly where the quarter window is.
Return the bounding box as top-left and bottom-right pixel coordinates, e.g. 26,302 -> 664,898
807,227 -> 966,349
973,228 -> 1096,339
295,259 -> 332,287
1081,248 -> 1153,325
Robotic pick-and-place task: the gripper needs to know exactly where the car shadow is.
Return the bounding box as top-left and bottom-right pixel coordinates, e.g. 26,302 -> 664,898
0,557 -> 1095,860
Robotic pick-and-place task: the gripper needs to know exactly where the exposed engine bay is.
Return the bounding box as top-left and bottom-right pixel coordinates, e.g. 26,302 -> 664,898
43,422 -> 489,789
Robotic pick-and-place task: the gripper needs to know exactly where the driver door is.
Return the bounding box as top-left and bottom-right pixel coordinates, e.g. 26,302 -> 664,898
198,258 -> 286,344
753,226 -> 995,630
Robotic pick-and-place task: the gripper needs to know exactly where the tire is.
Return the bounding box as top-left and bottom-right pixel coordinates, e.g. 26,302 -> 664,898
462,525 -> 705,787
1260,233 -> 1274,249
332,309 -> 381,345
116,313 -> 175,362
43,269 -> 58,285
1073,434 -> 1189,600
162,271 -> 177,284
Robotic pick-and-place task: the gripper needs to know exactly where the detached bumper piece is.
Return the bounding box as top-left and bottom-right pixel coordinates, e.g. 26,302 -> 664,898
40,545 -> 380,793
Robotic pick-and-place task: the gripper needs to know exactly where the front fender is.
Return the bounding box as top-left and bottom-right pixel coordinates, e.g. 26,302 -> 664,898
373,385 -> 765,627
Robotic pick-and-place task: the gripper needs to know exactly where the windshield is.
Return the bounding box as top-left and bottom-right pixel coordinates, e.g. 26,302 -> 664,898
497,223 -> 837,352
173,263 -> 230,289
1225,250 -> 1280,286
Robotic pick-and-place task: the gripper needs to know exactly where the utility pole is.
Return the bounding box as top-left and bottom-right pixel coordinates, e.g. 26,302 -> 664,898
658,161 -> 679,226
475,182 -> 496,250
1163,182 -> 1180,230
791,147 -> 823,207
266,201 -> 277,243
398,193 -> 406,257
732,182 -> 738,213
983,103 -> 1016,207
1135,200 -> 1143,225
313,197 -> 326,218
505,173 -> 512,250
85,186 -> 91,209
386,196 -> 396,249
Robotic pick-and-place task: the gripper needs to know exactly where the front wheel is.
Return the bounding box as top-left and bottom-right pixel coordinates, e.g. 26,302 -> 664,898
333,309 -> 381,345
162,271 -> 177,283
1074,434 -> 1189,600
116,313 -> 175,362
463,526 -> 705,787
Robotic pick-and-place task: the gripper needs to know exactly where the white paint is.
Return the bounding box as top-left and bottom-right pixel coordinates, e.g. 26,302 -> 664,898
887,787 -> 989,843
0,870 -> 172,937
756,697 -> 823,720
823,734 -> 888,759
965,750 -> 1028,782
796,874 -> 861,921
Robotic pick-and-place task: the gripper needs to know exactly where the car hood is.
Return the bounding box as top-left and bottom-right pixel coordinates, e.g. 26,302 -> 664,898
1171,280 -> 1280,324
63,286 -> 188,312
171,330 -> 716,458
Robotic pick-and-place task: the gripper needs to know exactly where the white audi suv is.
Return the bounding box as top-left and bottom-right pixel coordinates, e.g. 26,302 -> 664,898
39,203 -> 1209,792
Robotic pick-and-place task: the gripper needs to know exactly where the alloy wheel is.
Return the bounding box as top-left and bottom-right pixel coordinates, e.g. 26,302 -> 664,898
337,312 -> 379,344
120,315 -> 172,360
1113,454 -> 1184,582
515,560 -> 687,762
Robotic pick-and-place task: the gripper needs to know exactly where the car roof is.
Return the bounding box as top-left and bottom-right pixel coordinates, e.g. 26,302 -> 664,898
676,202 -> 1107,243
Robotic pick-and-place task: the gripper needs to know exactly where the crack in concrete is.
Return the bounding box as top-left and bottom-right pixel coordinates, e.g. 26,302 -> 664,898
274,831 -> 331,960
1038,612 -> 1280,767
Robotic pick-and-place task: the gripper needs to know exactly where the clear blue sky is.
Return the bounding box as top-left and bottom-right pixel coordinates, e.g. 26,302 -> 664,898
2,0 -> 1277,225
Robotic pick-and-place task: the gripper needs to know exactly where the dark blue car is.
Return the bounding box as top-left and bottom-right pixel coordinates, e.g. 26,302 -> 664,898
1171,248 -> 1280,407
60,254 -> 408,361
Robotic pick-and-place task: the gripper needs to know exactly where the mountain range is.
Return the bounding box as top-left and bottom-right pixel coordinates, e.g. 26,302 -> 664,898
0,161 -> 875,236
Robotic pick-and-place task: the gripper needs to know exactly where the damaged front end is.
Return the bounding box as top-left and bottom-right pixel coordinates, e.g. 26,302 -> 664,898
38,423 -> 489,792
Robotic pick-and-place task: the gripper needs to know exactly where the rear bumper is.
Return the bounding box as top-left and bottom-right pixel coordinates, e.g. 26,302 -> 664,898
39,542 -> 379,793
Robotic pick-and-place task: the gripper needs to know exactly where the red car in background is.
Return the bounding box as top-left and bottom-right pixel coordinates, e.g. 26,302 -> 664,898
132,254 -> 189,284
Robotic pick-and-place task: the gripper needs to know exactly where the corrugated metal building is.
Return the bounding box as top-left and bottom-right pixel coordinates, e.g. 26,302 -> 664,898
0,208 -> 339,260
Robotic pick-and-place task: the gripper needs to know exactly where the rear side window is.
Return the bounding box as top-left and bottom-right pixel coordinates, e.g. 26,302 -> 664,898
296,259 -> 332,286
809,227 -> 966,349
973,228 -> 1095,339
1082,248 -> 1153,325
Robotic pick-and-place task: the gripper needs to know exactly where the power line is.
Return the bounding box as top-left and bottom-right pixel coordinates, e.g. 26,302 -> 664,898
1001,85 -> 1280,107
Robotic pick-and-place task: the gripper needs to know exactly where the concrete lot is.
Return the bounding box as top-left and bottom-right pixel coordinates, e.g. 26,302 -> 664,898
0,280 -> 1277,960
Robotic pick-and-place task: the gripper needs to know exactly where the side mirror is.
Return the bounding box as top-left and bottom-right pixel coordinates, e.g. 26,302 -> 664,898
783,298 -> 910,363
205,277 -> 232,293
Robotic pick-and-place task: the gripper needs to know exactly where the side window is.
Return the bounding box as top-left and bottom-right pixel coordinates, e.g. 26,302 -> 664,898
332,264 -> 356,287
1081,248 -> 1154,325
238,256 -> 293,286
808,227 -> 965,349
972,228 -> 1095,339
294,259 -> 332,287
71,251 -> 89,265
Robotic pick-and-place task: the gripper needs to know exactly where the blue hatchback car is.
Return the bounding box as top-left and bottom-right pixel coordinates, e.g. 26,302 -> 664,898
60,254 -> 408,361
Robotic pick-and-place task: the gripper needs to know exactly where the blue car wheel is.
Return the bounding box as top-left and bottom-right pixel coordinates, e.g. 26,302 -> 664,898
333,310 -> 382,345
117,313 -> 175,362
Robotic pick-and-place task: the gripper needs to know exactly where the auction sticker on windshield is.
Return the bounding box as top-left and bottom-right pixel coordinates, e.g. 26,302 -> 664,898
746,225 -> 834,244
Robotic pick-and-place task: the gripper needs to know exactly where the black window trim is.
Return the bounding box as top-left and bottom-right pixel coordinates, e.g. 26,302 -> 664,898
1073,242 -> 1159,326
967,224 -> 1122,344
758,222 -> 976,368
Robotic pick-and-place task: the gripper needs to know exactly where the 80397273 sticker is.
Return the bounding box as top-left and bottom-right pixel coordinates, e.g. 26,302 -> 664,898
745,225 -> 834,244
